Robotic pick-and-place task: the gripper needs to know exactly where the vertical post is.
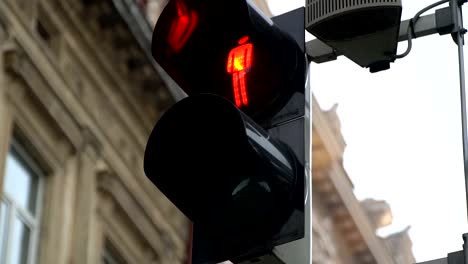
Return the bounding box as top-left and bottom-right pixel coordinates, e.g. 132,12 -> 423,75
69,135 -> 101,264
451,0 -> 468,223
0,48 -> 14,194
39,155 -> 79,264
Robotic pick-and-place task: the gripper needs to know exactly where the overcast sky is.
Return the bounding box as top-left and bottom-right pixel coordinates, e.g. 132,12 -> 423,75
267,0 -> 468,262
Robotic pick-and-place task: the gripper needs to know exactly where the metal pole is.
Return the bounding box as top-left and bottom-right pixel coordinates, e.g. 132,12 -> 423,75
458,40 -> 468,263
451,0 -> 468,224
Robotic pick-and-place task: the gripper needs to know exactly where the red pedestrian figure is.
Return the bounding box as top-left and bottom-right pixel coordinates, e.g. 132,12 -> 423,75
227,36 -> 253,107
168,0 -> 198,53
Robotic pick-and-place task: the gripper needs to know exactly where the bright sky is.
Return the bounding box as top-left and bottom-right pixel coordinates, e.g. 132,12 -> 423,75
267,0 -> 468,262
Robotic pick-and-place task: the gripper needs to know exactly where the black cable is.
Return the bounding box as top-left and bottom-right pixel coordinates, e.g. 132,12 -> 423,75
394,0 -> 450,59
394,19 -> 414,59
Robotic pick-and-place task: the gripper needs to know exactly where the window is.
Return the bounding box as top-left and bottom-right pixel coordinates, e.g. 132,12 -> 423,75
0,144 -> 43,264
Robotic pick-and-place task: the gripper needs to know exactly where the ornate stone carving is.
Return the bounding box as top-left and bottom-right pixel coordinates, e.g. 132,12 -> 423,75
80,126 -> 103,158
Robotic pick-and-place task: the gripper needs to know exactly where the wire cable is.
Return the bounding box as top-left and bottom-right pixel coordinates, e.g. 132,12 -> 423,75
394,0 -> 450,59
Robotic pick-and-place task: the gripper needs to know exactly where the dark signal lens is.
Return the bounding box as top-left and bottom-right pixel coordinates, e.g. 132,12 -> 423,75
152,0 -> 305,124
144,94 -> 298,240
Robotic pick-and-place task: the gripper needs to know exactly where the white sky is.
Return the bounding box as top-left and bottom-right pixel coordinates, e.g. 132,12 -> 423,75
267,0 -> 468,262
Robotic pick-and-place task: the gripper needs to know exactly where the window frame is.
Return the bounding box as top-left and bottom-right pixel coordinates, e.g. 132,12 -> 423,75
0,139 -> 45,264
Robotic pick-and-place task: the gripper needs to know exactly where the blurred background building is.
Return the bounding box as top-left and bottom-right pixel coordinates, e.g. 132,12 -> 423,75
312,99 -> 415,264
0,0 -> 188,263
0,0 -> 415,263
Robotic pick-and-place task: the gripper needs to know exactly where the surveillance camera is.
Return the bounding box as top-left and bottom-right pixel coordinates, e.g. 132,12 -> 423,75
306,0 -> 402,73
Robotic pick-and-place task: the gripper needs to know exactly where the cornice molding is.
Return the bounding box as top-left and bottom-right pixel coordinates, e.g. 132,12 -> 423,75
3,43 -> 81,148
2,47 -> 77,170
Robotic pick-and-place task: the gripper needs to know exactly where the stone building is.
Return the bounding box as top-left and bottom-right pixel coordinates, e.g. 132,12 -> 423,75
0,0 -> 188,263
312,98 -> 416,264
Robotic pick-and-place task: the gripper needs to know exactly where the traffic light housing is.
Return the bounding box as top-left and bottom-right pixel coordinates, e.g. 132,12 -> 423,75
151,0 -> 305,126
144,0 -> 308,263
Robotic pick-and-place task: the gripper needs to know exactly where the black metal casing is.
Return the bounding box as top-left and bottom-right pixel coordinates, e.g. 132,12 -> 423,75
144,1 -> 307,263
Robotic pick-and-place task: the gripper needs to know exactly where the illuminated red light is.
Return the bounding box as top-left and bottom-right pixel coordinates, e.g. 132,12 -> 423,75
227,36 -> 253,107
168,1 -> 198,53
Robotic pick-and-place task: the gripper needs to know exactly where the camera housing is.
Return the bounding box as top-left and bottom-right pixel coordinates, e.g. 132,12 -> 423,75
306,0 -> 402,72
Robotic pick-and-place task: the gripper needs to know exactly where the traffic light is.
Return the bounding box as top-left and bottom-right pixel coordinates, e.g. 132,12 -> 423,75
143,0 -> 308,263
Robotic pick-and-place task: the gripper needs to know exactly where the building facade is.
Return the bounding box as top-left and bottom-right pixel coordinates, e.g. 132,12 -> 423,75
312,99 -> 416,264
0,0 -> 188,263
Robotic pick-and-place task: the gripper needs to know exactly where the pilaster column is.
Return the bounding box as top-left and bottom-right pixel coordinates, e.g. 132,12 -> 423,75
0,45 -> 14,194
69,131 -> 102,264
37,154 -> 77,264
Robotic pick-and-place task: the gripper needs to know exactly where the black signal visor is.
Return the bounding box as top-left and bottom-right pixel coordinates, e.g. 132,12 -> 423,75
143,94 -> 302,245
152,0 -> 305,125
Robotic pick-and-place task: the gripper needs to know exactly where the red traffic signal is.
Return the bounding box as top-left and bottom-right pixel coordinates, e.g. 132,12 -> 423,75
226,36 -> 253,107
152,0 -> 306,125
145,1 -> 307,263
